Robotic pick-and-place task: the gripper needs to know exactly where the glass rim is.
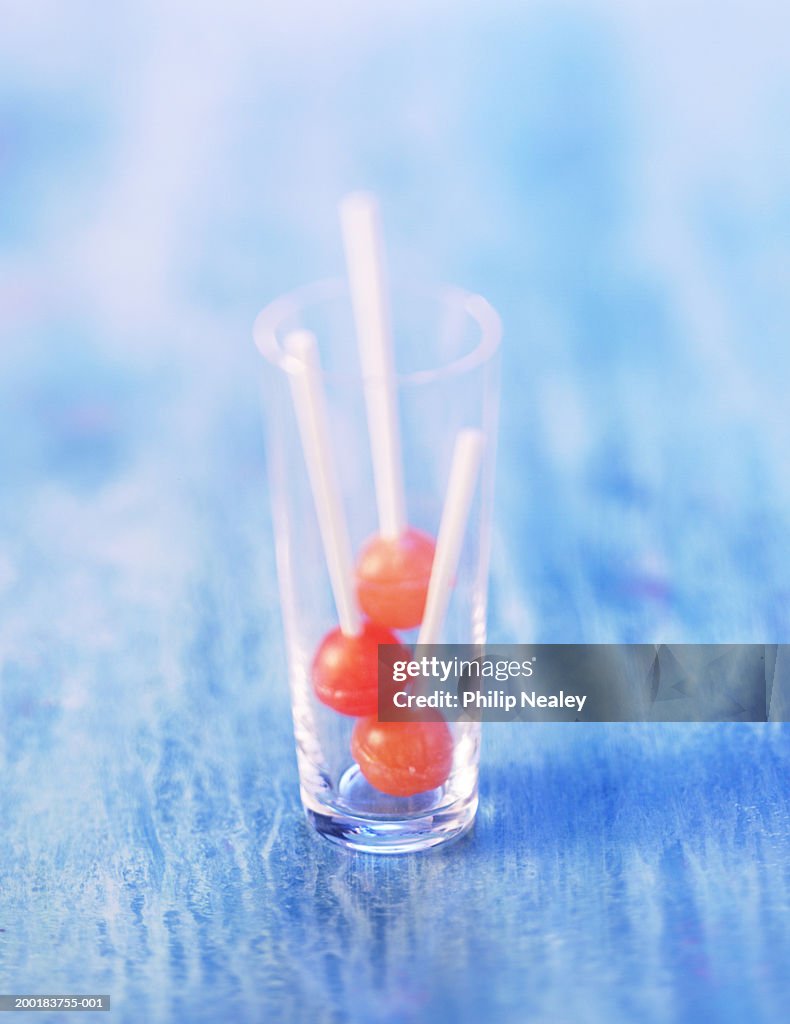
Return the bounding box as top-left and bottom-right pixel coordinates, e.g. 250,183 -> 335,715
253,276 -> 502,385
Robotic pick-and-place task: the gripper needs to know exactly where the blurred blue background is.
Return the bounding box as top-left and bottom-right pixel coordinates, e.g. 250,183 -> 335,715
0,2 -> 788,1022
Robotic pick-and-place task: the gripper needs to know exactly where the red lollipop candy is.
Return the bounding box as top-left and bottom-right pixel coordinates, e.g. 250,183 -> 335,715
351,714 -> 454,797
341,194 -> 436,632
351,430 -> 485,797
286,330 -> 398,717
355,526 -> 435,630
312,621 -> 408,718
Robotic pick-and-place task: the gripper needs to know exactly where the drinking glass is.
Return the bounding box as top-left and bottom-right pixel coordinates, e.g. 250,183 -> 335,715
254,278 -> 501,852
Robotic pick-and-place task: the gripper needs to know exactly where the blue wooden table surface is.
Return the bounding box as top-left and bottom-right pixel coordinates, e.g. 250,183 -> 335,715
1,3 -> 789,1022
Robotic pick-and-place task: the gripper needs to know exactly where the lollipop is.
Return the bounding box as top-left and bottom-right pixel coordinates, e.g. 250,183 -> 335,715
340,193 -> 436,630
285,329 -> 405,717
351,713 -> 454,798
311,622 -> 409,719
352,429 -> 485,796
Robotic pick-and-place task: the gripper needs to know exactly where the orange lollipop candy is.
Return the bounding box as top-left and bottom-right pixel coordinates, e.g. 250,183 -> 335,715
355,526 -> 435,630
340,194 -> 436,631
286,329 -> 405,717
351,714 -> 453,797
351,430 -> 485,797
312,620 -> 408,718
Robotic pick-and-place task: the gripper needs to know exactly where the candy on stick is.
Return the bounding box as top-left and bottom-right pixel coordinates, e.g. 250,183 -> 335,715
340,193 -> 436,630
285,329 -> 405,717
355,527 -> 435,631
352,429 -> 485,796
350,711 -> 454,798
310,621 -> 409,718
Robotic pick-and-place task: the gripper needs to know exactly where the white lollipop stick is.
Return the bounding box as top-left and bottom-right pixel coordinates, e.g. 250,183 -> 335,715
418,429 -> 485,646
340,192 -> 406,539
285,330 -> 361,637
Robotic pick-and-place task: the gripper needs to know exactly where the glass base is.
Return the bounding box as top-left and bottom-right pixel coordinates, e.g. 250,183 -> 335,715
300,766 -> 478,854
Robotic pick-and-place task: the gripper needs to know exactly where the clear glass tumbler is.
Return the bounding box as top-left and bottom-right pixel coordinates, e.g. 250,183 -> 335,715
254,278 -> 501,853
